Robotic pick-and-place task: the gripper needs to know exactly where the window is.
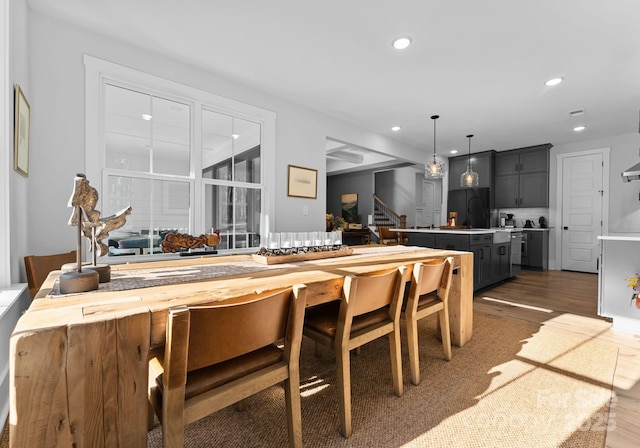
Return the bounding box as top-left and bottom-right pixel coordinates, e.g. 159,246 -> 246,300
202,109 -> 262,249
84,56 -> 276,259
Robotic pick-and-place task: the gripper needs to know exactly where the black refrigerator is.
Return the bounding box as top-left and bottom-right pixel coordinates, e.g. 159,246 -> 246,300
447,188 -> 491,228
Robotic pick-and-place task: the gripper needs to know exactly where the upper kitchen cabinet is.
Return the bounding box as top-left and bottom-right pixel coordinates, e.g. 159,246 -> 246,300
494,144 -> 551,208
448,150 -> 495,191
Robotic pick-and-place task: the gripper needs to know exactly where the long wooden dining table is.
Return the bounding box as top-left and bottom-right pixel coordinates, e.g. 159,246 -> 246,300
9,245 -> 473,448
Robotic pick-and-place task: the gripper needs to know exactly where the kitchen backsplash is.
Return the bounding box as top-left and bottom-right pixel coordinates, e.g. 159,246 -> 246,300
497,207 -> 550,228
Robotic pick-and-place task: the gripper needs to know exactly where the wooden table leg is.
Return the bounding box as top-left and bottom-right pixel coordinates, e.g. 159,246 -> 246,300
449,252 -> 473,347
10,308 -> 150,448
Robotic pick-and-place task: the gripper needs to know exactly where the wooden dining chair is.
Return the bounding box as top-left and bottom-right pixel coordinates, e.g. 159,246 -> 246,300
303,266 -> 407,438
24,250 -> 77,299
378,227 -> 398,245
403,257 -> 454,386
148,284 -> 307,448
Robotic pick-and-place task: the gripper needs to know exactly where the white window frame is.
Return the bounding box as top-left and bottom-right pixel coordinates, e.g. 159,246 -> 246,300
84,55 -> 276,261
1,0 -> 10,286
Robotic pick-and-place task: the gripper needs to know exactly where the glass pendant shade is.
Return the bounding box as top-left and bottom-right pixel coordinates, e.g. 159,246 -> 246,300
425,157 -> 445,178
425,115 -> 446,179
460,134 -> 479,188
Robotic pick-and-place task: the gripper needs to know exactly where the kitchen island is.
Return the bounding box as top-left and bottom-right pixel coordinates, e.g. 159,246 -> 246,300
393,228 -> 516,290
597,234 -> 640,333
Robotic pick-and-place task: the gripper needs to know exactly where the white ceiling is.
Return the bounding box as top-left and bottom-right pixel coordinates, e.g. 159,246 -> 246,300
28,0 -> 640,174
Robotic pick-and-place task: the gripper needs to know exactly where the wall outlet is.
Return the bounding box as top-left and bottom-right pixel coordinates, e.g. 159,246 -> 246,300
303,206 -> 309,215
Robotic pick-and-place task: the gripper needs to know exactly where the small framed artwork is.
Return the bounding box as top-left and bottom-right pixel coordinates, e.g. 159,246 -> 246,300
14,84 -> 30,177
287,165 -> 317,199
341,193 -> 358,222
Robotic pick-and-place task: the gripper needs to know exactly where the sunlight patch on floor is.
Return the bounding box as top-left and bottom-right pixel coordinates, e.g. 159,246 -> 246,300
300,376 -> 330,397
479,296 -> 553,313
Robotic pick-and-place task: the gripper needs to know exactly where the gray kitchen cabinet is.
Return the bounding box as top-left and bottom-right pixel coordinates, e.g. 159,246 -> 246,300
492,242 -> 511,282
448,150 -> 495,191
470,233 -> 493,290
521,230 -> 548,270
403,230 -> 519,291
495,144 -> 551,208
406,233 -> 436,248
435,234 -> 469,251
472,244 -> 492,289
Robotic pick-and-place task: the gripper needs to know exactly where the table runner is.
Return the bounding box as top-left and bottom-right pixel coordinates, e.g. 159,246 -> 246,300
47,245 -> 433,297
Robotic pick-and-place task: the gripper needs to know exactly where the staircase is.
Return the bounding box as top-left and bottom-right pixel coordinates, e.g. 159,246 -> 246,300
372,194 -> 406,232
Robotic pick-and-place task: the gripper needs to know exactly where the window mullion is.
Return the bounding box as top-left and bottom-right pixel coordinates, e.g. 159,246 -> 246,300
193,101 -> 203,235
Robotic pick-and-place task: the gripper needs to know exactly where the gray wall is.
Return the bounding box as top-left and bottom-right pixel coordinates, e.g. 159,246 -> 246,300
327,165 -> 427,229
327,170 -> 373,224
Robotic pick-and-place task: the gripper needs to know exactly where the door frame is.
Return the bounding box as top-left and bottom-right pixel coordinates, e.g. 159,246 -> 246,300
554,147 -> 610,271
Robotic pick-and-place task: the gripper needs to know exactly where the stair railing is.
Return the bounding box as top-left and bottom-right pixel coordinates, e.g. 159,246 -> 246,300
372,194 -> 407,229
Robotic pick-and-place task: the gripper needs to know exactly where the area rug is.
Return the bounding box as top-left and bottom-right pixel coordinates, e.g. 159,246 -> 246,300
147,312 -> 618,448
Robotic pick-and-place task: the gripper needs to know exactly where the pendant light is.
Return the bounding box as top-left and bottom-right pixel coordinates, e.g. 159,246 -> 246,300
425,115 -> 445,179
460,134 -> 479,188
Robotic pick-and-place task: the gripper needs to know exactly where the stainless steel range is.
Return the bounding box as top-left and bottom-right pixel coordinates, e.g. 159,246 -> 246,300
510,231 -> 523,276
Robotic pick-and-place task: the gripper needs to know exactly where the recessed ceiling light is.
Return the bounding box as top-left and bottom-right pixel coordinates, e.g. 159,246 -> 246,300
450,149 -> 458,154
232,134 -> 240,139
141,114 -> 152,121
545,77 -> 563,87
573,125 -> 586,132
392,36 -> 412,50
391,126 -> 401,132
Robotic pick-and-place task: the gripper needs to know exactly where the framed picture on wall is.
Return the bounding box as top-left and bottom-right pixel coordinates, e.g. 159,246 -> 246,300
341,193 -> 358,222
287,165 -> 317,199
14,84 -> 30,177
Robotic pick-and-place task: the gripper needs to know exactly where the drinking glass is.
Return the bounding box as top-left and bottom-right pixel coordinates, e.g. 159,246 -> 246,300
280,232 -> 293,249
267,232 -> 280,250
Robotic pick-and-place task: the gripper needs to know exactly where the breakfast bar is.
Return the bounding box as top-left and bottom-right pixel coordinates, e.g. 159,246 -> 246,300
9,245 -> 473,448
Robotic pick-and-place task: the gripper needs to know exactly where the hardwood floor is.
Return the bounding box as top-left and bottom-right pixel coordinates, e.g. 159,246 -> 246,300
476,269 -> 640,447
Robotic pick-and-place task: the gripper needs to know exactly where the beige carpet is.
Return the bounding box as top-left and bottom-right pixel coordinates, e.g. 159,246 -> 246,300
147,312 -> 618,448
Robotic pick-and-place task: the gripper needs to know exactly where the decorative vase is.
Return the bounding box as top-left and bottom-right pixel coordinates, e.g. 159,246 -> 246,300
326,219 -> 334,232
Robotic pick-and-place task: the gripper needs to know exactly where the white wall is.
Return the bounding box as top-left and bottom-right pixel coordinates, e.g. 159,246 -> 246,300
23,11 -> 424,269
9,0 -> 29,285
2,0 -> 31,432
548,132 -> 640,268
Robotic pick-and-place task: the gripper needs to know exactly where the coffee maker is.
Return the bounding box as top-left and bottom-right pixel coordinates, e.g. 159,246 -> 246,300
505,213 -> 516,227
539,216 -> 548,228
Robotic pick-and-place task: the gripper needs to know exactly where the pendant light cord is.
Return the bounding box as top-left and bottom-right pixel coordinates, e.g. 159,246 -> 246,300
467,134 -> 474,167
431,115 -> 439,162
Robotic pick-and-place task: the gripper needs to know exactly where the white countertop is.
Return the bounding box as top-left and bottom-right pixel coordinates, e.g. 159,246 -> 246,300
391,228 -> 495,235
598,234 -> 640,242
392,227 -> 551,234
495,227 -> 551,231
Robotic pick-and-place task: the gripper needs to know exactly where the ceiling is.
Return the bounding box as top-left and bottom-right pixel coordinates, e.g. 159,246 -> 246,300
28,0 -> 640,175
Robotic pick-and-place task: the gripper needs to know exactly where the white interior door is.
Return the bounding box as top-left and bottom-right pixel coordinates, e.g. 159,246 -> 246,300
421,180 -> 435,227
561,153 -> 603,272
